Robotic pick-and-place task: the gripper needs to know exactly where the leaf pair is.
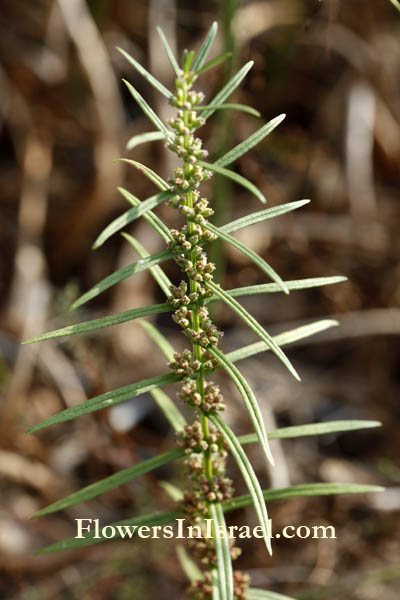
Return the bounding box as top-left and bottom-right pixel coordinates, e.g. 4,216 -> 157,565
30,419 -> 380,519
35,481 -> 383,555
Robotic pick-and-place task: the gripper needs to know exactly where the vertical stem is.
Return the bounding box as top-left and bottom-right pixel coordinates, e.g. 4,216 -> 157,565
183,173 -> 213,482
180,68 -> 214,483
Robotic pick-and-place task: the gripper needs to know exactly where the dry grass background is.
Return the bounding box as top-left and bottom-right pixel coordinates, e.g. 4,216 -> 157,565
0,1 -> 399,598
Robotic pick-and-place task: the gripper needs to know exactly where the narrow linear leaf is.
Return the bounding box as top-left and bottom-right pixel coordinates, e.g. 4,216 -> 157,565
192,21 -> 218,71
116,47 -> 172,98
388,0 -> 400,14
36,509 -> 181,554
77,200 -> 323,311
209,346 -> 274,466
138,320 -> 176,362
227,320 -> 339,364
37,480 -> 384,554
116,159 -> 170,191
119,187 -> 172,243
157,27 -> 180,75
196,103 -> 260,117
221,200 -> 310,234
208,277 -> 347,305
209,503 -> 234,600
93,189 -> 172,249
183,49 -> 195,72
248,590 -> 295,600
23,303 -> 170,345
211,570 -> 222,600
71,249 -> 173,311
207,282 -> 300,381
196,52 -> 232,75
177,545 -> 203,582
30,447 -> 183,518
159,481 -> 184,502
136,314 -> 187,431
126,130 -> 165,150
26,372 -> 180,433
210,414 -> 272,556
206,222 -> 287,294
238,420 -> 382,447
122,233 -> 172,297
216,114 -> 286,168
222,483 -> 385,514
150,387 -> 187,432
199,160 -> 266,204
201,61 -> 254,120
33,419 -> 379,511
123,79 -> 172,140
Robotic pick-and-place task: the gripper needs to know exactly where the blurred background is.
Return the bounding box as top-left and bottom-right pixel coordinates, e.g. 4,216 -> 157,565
0,0 -> 399,598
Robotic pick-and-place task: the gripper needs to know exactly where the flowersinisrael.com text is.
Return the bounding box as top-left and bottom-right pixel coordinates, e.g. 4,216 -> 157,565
75,518 -> 336,540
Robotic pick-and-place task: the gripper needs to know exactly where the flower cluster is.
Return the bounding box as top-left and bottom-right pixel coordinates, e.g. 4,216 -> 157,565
187,571 -> 251,600
177,421 -> 223,453
179,380 -> 225,412
169,349 -> 202,378
189,531 -> 242,566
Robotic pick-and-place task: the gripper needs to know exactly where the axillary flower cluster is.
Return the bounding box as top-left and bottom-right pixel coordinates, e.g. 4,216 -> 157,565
166,63 -> 250,598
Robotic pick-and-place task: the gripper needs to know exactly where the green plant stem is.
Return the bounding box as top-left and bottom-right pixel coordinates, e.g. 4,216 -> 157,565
182,119 -> 213,484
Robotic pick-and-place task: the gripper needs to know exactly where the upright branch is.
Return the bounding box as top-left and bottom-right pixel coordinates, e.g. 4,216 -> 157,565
22,22 -> 382,600
166,57 -> 249,598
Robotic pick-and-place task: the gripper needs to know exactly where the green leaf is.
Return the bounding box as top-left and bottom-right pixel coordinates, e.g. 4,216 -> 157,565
138,320 -> 176,362
140,316 -> 186,429
196,103 -> 259,117
71,249 -> 173,310
227,320 -> 339,364
209,503 -> 234,600
222,483 -> 385,514
201,61 -> 254,120
116,159 -> 170,191
221,200 -> 310,234
177,545 -> 203,582
122,233 -> 172,297
192,22 -> 218,71
126,130 -> 165,150
210,414 -> 272,556
123,79 -> 172,140
209,276 -> 347,305
150,387 -> 187,432
156,27 -> 180,75
22,303 -> 170,344
36,509 -> 181,554
206,282 -> 300,381
216,114 -> 286,168
248,590 -> 295,600
388,0 -> 400,14
199,160 -> 266,204
36,481 -> 384,554
32,420 -> 378,509
209,347 -> 274,466
119,186 -> 172,243
77,200 -> 323,311
183,49 -> 195,72
211,570 -> 222,600
26,372 -> 180,433
116,47 -> 172,99
30,447 -> 183,518
159,481 -> 184,502
92,189 -> 173,249
205,222 -> 288,294
238,420 -> 382,447
196,52 -> 233,75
